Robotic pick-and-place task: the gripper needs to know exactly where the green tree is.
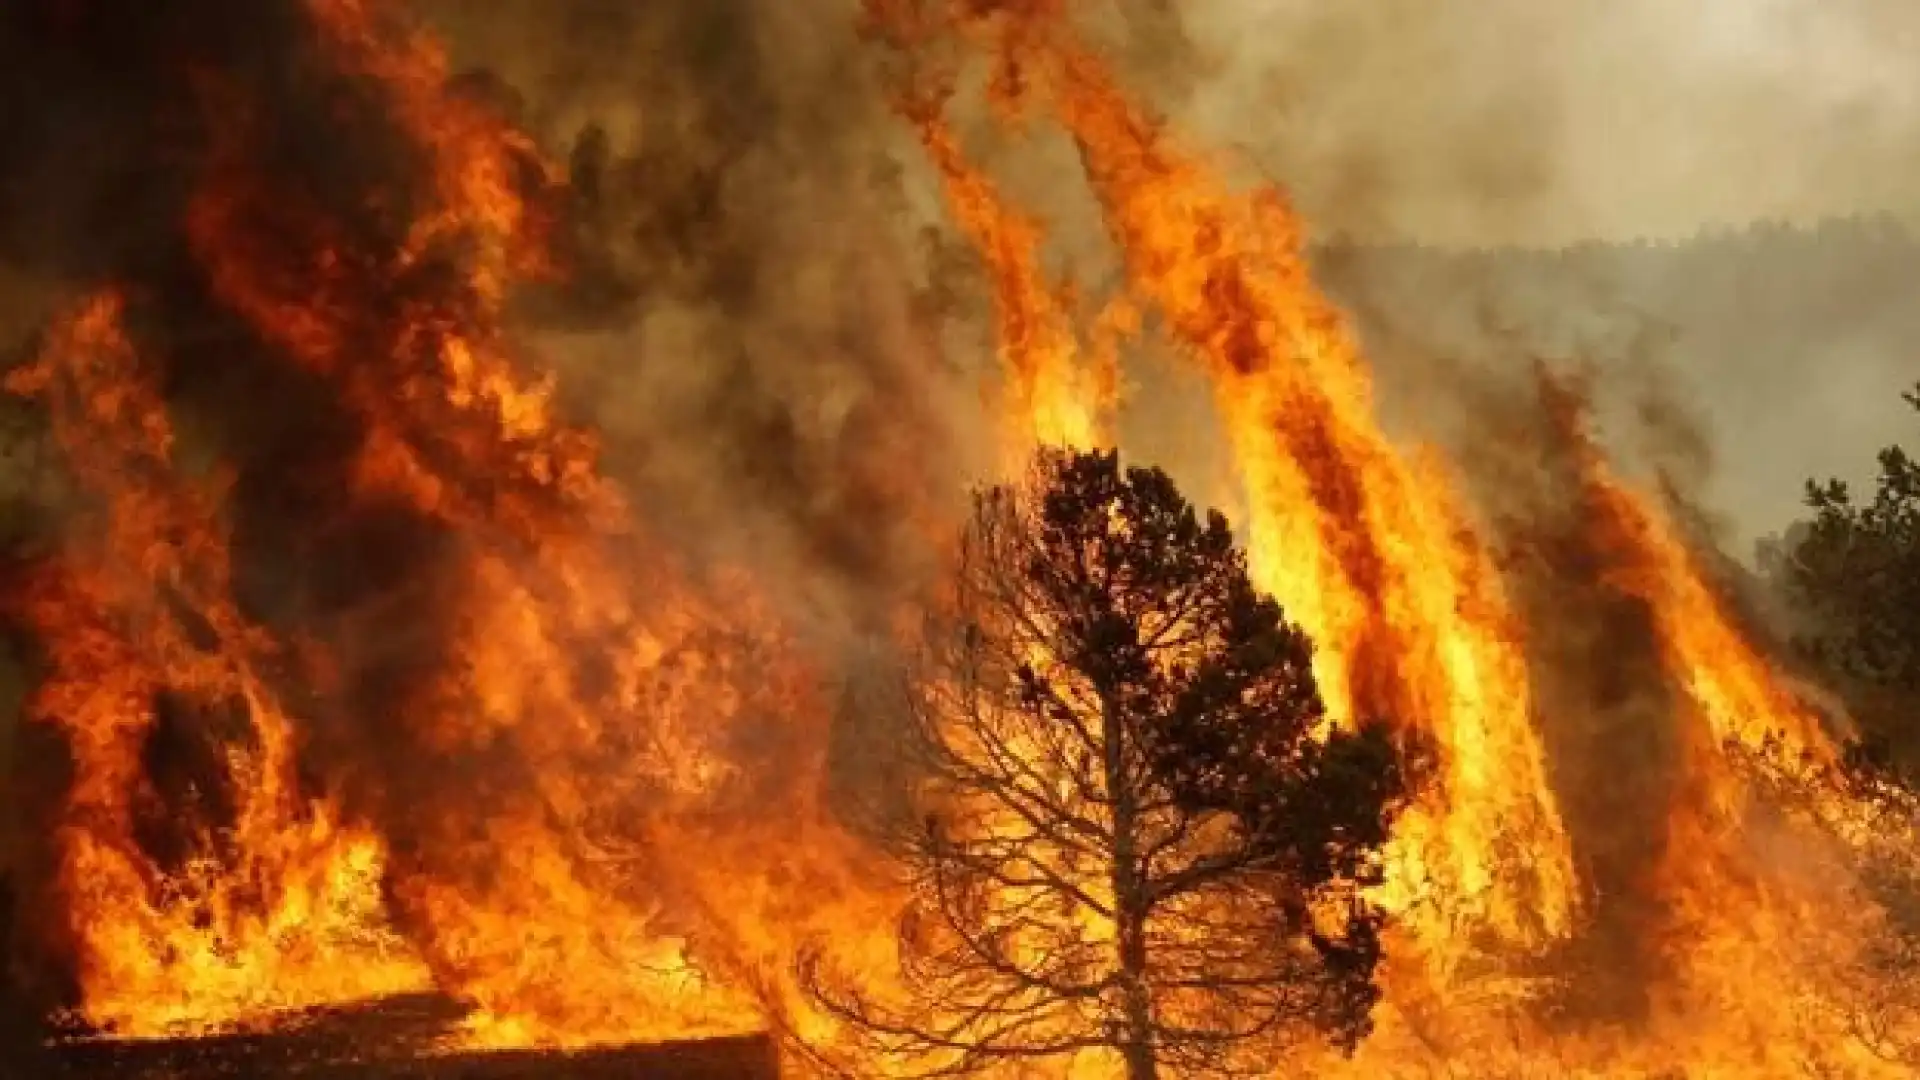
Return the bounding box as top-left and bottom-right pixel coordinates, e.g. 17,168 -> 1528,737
808,449 -> 1405,1079
1765,384 -> 1920,767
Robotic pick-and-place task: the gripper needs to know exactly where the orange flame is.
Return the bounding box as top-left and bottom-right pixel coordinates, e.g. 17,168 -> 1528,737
900,101 -> 1114,456
5,292 -> 427,1034
920,7 -> 1578,956
175,0 -> 899,1053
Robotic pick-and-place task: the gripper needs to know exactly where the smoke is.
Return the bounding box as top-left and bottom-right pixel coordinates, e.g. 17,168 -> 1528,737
1162,0 -> 1920,246
1094,0 -> 1920,551
416,0 -> 982,641
1020,0 -> 1920,553
1307,220 -> 1920,551
0,4 -> 1903,700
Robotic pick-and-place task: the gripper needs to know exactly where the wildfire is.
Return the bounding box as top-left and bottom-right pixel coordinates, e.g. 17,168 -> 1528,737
4,1 -> 1917,1078
5,292 -> 428,1033
901,4 -> 1580,962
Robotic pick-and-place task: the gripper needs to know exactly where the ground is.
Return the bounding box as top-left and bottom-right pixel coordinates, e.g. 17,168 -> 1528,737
28,995 -> 780,1079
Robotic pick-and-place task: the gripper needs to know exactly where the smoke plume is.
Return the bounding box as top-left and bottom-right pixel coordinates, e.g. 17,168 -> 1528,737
1160,0 -> 1920,246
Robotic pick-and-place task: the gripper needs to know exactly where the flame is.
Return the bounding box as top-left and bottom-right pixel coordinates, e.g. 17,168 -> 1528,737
6,2 -> 1919,1078
176,0 -> 904,1054
900,98 -> 1115,457
914,6 -> 1578,958
5,292 -> 428,1034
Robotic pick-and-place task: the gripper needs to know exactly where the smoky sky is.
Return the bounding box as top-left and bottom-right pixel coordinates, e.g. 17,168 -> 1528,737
1173,0 -> 1920,247
1311,220 -> 1920,552
1113,0 -> 1920,549
950,0 -> 1920,552
2,0 -> 1909,565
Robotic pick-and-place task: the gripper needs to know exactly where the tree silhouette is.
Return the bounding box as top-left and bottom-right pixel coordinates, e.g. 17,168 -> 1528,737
807,448 -> 1405,1079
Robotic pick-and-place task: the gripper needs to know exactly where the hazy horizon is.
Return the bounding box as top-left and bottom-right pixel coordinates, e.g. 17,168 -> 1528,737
1169,0 -> 1920,248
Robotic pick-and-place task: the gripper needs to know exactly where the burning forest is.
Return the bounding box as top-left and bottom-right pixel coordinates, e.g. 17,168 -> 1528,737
0,1 -> 1917,1077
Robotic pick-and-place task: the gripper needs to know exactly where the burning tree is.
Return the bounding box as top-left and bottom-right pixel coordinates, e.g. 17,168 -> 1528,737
808,448 -> 1406,1079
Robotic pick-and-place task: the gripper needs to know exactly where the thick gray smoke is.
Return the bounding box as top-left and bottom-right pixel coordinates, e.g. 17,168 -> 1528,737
418,0 -> 985,640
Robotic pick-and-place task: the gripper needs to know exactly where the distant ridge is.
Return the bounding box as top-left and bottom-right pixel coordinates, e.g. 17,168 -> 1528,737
1310,211 -> 1916,259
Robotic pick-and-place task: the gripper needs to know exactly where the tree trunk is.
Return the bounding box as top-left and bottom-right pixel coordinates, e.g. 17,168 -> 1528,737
1114,917 -> 1158,1080
1101,694 -> 1159,1080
